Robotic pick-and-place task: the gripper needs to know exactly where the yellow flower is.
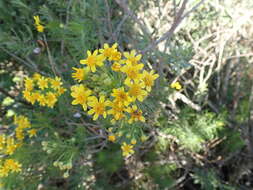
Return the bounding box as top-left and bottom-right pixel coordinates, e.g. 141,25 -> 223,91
80,50 -> 105,72
170,81 -> 182,90
131,139 -> 137,145
121,142 -> 134,157
141,70 -> 159,92
71,85 -> 92,110
33,16 -> 41,26
14,115 -> 31,129
36,25 -> 44,32
57,87 -> 66,95
108,135 -> 116,142
0,134 -> 6,150
111,51 -> 122,61
111,62 -> 121,72
32,73 -> 41,81
23,90 -> 31,102
87,96 -> 110,120
121,62 -> 144,85
45,92 -> 57,108
72,67 -> 89,82
24,77 -> 34,91
28,129 -> 37,137
50,77 -> 62,90
15,128 -> 24,141
0,166 -> 9,177
111,87 -> 132,106
126,82 -> 147,102
99,43 -> 118,60
125,105 -> 145,124
38,77 -> 48,90
5,137 -> 18,155
38,94 -> 47,106
30,92 -> 40,105
34,16 -> 44,32
108,100 -> 125,123
123,50 -> 142,65
4,159 -> 21,173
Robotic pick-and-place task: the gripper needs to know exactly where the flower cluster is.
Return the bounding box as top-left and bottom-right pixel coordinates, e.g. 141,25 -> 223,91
23,73 -> 66,108
0,115 -> 36,177
71,43 -> 159,156
33,16 -> 44,32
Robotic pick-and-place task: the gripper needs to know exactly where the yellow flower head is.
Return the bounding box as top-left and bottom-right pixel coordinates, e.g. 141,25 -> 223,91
46,92 -> 57,108
33,16 -> 41,26
72,67 -> 89,82
126,81 -> 147,102
108,100 -> 125,123
36,25 -> 44,32
50,77 -> 62,90
170,81 -> 182,90
121,142 -> 134,157
111,87 -> 132,106
121,62 -> 144,85
4,159 -> 21,173
23,90 -> 31,102
108,135 -> 116,142
71,85 -> 92,110
126,105 -> 145,124
141,70 -> 159,92
24,77 -> 34,91
131,139 -> 137,145
38,94 -> 47,106
111,62 -> 121,72
0,134 -> 6,150
37,77 -> 48,90
123,50 -> 142,65
87,96 -> 110,120
28,129 -> 37,137
5,137 -> 18,155
99,43 -> 118,60
32,73 -> 41,81
80,50 -> 105,72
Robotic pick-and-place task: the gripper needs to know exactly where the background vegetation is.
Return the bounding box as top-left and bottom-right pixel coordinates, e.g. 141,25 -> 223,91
0,0 -> 253,189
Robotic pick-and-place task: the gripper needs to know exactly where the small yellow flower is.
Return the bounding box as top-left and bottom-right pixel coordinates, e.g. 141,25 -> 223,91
111,62 -> 121,72
125,105 -> 145,124
24,77 -> 34,91
123,50 -> 142,65
108,100 -> 125,123
38,77 -> 48,90
5,137 -> 18,155
34,16 -> 45,32
121,62 -> 144,85
170,81 -> 182,90
111,87 -> 132,106
38,94 -> 47,106
4,159 -> 21,173
57,87 -> 66,95
0,134 -> 6,150
108,135 -> 116,142
87,96 -> 110,120
28,129 -> 37,137
45,92 -> 57,108
80,50 -> 105,72
141,70 -> 159,92
121,142 -> 134,157
23,90 -> 32,102
99,43 -> 118,60
50,77 -> 62,90
131,139 -> 137,145
33,16 -> 41,26
32,73 -> 41,81
36,25 -> 44,32
72,67 -> 89,82
126,81 -> 147,102
71,85 -> 92,110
